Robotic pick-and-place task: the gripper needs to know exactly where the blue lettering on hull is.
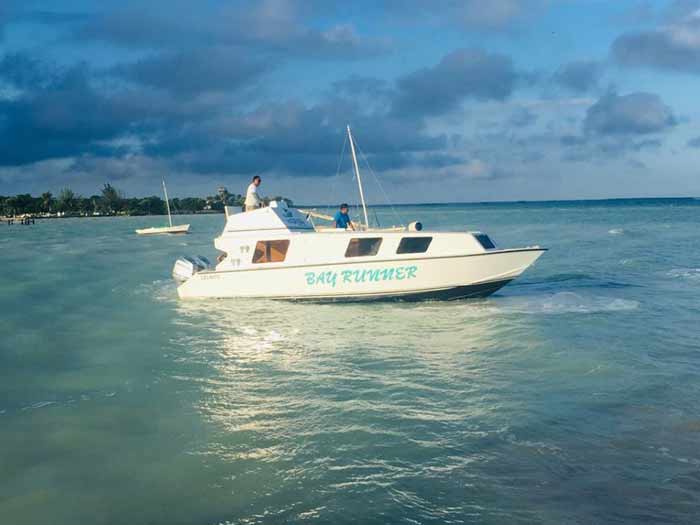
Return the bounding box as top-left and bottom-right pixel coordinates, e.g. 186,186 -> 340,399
305,265 -> 418,288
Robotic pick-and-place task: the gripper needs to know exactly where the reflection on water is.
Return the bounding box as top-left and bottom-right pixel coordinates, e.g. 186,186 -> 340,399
170,292 -> 547,517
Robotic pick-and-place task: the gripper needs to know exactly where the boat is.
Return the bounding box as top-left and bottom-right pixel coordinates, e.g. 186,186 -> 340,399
172,126 -> 545,301
135,179 -> 190,235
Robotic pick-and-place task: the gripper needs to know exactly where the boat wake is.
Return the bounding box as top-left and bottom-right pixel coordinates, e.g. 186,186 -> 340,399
667,268 -> 700,282
492,292 -> 639,315
134,279 -> 179,303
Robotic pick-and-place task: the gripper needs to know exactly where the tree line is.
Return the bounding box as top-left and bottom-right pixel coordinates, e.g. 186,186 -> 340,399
1,184 -> 293,217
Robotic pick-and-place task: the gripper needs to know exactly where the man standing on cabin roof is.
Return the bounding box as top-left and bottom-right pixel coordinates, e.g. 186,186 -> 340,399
334,203 -> 355,230
244,175 -> 262,212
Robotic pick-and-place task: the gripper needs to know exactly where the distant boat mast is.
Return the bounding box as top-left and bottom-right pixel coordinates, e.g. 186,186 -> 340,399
347,125 -> 370,229
162,178 -> 173,227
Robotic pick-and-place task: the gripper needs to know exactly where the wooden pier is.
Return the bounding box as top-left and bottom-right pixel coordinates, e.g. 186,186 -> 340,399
4,216 -> 36,225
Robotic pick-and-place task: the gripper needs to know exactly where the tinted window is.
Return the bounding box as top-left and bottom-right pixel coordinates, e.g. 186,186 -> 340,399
397,237 -> 432,254
345,237 -> 382,257
473,233 -> 495,250
252,240 -> 290,263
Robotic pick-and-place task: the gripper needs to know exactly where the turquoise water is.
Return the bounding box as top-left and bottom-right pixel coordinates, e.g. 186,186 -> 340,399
1,200 -> 699,524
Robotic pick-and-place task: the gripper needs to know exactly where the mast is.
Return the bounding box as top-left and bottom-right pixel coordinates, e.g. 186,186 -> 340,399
347,125 -> 369,229
162,178 -> 173,227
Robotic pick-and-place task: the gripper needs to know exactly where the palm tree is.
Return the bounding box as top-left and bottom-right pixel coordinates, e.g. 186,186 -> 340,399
40,192 -> 54,213
101,183 -> 123,214
57,188 -> 76,213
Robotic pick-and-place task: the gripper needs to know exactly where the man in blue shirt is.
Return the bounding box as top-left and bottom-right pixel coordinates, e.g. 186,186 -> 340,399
334,203 -> 355,230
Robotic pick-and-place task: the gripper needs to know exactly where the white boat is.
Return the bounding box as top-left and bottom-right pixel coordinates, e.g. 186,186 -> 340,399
135,179 -> 190,235
173,127 -> 545,301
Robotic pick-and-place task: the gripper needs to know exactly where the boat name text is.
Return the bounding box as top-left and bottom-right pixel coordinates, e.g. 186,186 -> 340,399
305,265 -> 418,287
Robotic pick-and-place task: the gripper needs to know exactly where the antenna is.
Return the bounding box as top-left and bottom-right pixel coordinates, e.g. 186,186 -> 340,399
347,125 -> 370,229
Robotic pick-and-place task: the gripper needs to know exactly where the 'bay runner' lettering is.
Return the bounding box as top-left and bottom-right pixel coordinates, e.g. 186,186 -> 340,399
305,265 -> 418,288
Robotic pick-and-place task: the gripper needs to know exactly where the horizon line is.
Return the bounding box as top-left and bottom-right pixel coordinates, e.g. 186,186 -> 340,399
298,196 -> 699,207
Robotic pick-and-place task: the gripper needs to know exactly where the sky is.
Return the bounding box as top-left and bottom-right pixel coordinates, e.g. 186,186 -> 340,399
1,0 -> 700,204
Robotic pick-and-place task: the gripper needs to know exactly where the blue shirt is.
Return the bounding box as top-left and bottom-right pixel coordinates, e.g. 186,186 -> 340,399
334,211 -> 351,229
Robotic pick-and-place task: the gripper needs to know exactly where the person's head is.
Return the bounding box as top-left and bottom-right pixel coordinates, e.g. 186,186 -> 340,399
340,203 -> 349,213
252,175 -> 261,187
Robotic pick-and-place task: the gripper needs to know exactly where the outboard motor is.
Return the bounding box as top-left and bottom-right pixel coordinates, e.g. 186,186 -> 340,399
172,255 -> 211,282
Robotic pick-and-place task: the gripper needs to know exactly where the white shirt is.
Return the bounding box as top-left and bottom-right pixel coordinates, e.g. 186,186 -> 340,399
245,182 -> 261,208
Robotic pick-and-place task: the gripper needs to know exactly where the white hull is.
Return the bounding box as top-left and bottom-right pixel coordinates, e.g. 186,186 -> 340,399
136,224 -> 190,235
177,248 -> 544,300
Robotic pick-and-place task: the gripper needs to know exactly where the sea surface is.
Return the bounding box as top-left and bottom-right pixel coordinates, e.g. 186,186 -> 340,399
1,199 -> 699,524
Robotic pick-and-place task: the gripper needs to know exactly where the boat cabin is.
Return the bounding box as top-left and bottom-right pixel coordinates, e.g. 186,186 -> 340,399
214,200 -> 497,270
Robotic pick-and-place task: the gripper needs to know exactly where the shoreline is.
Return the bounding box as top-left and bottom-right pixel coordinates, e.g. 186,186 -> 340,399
5,196 -> 699,221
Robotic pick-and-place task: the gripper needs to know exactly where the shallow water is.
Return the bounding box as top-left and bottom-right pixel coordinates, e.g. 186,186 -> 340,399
1,200 -> 700,524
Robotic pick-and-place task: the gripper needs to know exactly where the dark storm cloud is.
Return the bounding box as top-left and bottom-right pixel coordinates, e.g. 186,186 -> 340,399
0,53 -> 213,167
392,49 -> 517,117
144,98 -> 449,177
0,53 -> 51,89
611,2 -> 700,74
553,60 -> 602,92
0,42 -> 466,174
114,48 -> 269,96
1,0 -> 529,183
0,66 -> 133,166
584,92 -> 676,136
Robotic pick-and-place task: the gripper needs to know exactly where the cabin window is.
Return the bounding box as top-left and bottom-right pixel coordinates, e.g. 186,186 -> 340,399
345,237 -> 382,257
397,237 -> 432,254
473,233 -> 496,250
252,240 -> 290,263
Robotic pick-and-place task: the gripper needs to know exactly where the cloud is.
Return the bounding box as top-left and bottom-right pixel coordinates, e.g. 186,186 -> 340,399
143,97 -> 450,177
66,154 -> 168,184
381,0 -> 548,32
331,75 -> 392,100
392,49 -> 517,117
553,60 -> 603,92
557,91 -> 676,162
73,1 -> 390,59
463,159 -> 494,178
0,2 -> 14,41
1,44 -> 484,175
509,107 -> 538,127
611,2 -> 700,73
0,59 -> 137,166
0,53 -> 213,167
113,48 -> 269,96
584,91 -> 676,136
0,53 -> 52,90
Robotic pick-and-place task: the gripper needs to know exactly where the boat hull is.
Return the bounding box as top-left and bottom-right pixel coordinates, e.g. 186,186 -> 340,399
176,248 -> 544,301
287,278 -> 512,302
136,224 -> 190,235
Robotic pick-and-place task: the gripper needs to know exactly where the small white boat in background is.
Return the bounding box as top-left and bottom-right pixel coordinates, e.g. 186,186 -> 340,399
173,126 -> 545,301
136,179 -> 190,235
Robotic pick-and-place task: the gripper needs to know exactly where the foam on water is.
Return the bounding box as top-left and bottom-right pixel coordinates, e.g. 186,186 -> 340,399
491,292 -> 639,315
667,268 -> 700,281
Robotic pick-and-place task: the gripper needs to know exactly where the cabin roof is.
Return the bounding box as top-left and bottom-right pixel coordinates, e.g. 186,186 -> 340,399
223,201 -> 314,234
